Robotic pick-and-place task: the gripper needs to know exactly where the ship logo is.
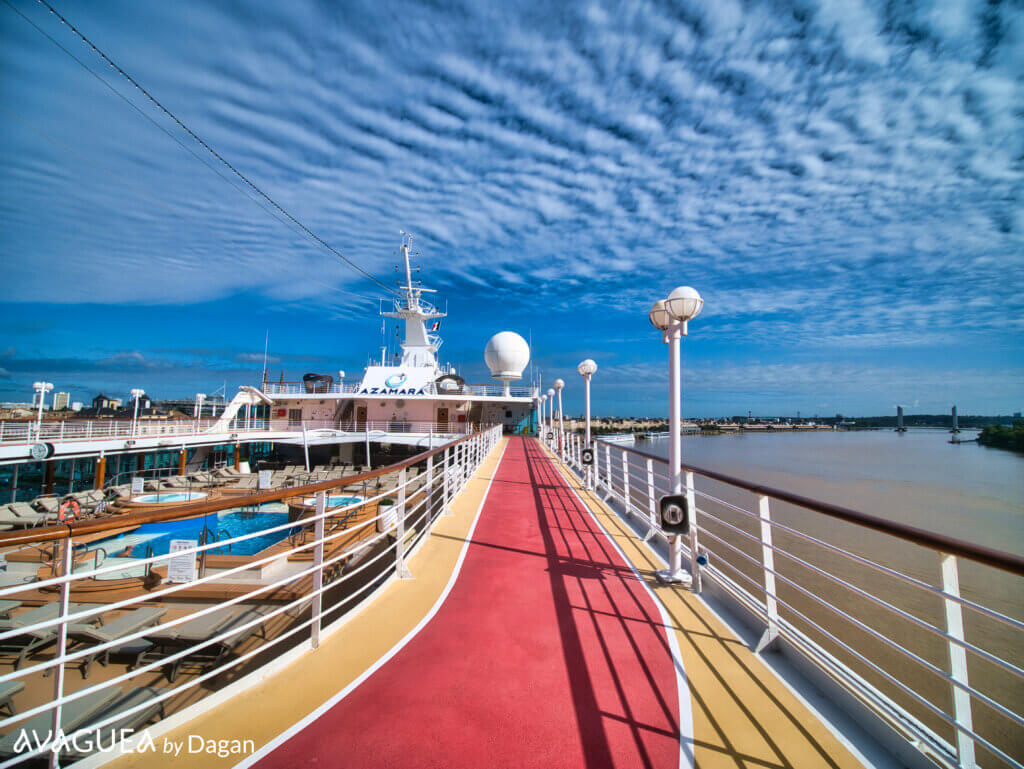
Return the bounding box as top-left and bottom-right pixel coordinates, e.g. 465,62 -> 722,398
385,373 -> 408,388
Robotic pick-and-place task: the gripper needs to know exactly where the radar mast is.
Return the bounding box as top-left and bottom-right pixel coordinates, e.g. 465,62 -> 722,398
381,233 -> 446,371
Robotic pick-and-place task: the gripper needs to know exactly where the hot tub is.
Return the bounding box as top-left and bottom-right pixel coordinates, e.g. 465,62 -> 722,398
300,494 -> 363,508
129,491 -> 208,504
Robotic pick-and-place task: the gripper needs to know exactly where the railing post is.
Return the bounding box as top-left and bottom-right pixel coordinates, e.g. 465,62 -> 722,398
598,444 -> 606,493
311,491 -> 326,650
621,451 -> 630,516
425,452 -> 435,530
644,457 -> 657,541
755,494 -> 780,652
395,467 -> 412,579
941,553 -> 975,768
49,536 -> 73,769
443,446 -> 452,515
686,470 -> 701,592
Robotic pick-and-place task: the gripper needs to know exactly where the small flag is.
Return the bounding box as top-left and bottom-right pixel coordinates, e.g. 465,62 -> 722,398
430,320 -> 441,331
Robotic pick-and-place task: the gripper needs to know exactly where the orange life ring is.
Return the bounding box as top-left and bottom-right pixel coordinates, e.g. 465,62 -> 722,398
58,499 -> 80,522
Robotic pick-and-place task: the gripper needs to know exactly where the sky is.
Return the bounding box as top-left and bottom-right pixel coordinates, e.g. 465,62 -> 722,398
0,0 -> 1022,418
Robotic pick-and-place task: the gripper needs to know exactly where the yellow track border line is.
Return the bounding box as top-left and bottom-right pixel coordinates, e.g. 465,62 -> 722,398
542,440 -> 868,769
101,438 -> 509,769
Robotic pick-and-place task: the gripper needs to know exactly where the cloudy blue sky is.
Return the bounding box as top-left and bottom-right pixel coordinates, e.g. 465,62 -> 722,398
1,0 -> 1021,417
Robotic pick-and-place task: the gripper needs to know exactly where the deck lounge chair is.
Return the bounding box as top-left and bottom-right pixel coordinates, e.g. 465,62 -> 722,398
161,476 -> 189,489
0,603 -> 104,669
64,686 -> 166,758
0,600 -> 20,619
0,687 -> 118,756
227,475 -> 258,490
32,497 -> 59,514
1,504 -> 50,527
0,574 -> 34,588
66,606 -> 167,678
0,680 -> 23,716
137,607 -> 267,682
0,686 -> 164,757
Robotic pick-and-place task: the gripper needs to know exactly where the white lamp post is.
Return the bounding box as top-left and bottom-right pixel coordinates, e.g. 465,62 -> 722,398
129,389 -> 145,438
194,393 -> 206,432
553,378 -> 565,457
546,388 -> 555,442
577,359 -> 597,488
32,382 -> 53,441
649,286 -> 703,586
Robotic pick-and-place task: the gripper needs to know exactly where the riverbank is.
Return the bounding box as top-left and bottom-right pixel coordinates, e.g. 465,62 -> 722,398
978,422 -> 1024,453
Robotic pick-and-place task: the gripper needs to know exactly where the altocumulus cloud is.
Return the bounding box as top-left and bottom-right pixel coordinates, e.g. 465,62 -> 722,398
0,0 -> 1021,413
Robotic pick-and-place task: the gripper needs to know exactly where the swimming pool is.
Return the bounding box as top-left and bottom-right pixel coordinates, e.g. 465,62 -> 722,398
89,503 -> 296,558
130,491 -> 208,504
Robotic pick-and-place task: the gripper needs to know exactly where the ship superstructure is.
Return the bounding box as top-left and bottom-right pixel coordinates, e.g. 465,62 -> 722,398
258,236 -> 536,437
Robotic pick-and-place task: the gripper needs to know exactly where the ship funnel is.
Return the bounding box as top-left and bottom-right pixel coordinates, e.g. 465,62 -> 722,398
485,332 -> 530,396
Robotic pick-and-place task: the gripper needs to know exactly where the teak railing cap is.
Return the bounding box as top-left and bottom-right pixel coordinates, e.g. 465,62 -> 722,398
593,437 -> 1024,577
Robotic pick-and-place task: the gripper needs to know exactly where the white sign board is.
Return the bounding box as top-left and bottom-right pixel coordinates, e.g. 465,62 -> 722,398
167,539 -> 198,583
130,476 -> 145,495
357,366 -> 436,396
258,470 -> 272,490
377,503 -> 398,534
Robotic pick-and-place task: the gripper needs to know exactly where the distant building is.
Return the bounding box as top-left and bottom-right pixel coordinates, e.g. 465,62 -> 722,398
92,393 -> 116,410
71,401 -> 83,412
53,392 -> 71,410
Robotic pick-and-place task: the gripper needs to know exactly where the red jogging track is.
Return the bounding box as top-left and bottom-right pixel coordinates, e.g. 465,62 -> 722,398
259,437 -> 682,768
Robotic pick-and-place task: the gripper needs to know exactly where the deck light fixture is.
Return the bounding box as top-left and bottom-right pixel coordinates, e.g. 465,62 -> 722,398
648,286 -> 702,587
553,379 -> 565,457
576,360 -> 597,488
648,300 -> 671,331
546,388 -> 555,439
540,394 -> 548,435
130,388 -> 145,439
32,382 -> 53,441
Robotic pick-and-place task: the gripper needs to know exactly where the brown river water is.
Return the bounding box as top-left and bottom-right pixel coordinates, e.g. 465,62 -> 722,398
628,429 -> 1023,765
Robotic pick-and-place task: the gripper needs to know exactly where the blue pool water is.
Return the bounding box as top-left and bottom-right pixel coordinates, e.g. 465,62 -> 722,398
130,491 -> 207,503
91,503 -> 296,557
300,495 -> 363,508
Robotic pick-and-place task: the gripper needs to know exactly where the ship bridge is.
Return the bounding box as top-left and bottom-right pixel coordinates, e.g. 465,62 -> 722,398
0,433 -> 1020,769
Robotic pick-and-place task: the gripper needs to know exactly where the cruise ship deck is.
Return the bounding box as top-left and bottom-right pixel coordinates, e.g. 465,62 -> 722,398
106,437 -> 863,769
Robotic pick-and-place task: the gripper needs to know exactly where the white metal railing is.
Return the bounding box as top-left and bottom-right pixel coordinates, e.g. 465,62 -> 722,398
0,418 -> 479,447
546,430 -> 1024,769
289,420 -> 472,435
0,419 -> 224,445
263,382 -> 362,395
0,425 -> 501,766
262,381 -> 534,398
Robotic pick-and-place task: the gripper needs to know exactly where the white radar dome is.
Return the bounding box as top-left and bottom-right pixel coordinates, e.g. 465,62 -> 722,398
485,331 -> 530,380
